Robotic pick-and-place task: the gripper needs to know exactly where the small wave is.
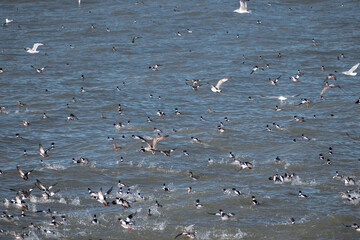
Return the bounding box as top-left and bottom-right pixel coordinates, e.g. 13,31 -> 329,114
70,197 -> 80,206
40,163 -> 66,171
291,177 -> 318,186
30,195 -> 56,204
59,198 -> 67,204
152,220 -> 167,230
209,229 -> 247,239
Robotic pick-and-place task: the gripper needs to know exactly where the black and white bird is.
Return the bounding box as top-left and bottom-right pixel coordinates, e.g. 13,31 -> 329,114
16,166 -> 33,181
250,66 -> 264,74
31,65 -> 48,73
298,190 -> 308,198
118,212 -> 137,229
208,209 -> 235,220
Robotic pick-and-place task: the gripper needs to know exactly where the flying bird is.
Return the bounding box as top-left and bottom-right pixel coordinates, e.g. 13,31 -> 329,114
39,144 -> 48,157
250,66 -> 264,74
16,166 -> 33,180
131,36 -> 142,43
143,135 -> 169,154
342,63 -> 359,76
118,212 -> 137,229
94,187 -> 113,206
209,77 -> 231,93
320,82 -> 341,95
35,179 -> 59,198
4,18 -> 13,25
25,43 -> 44,53
324,73 -> 336,81
268,75 -> 281,86
234,0 -> 252,14
260,94 -> 299,102
31,65 -> 48,73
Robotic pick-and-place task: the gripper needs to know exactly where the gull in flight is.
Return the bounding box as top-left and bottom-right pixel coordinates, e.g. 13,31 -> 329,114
4,18 -> 13,25
234,0 -> 252,14
209,77 -> 231,93
260,94 -> 300,102
342,63 -> 360,76
25,43 -> 44,54
134,135 -> 168,154
320,82 -> 341,95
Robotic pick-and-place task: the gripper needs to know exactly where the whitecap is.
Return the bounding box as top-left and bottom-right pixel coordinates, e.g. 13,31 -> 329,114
70,197 -> 80,206
40,163 -> 66,171
291,177 -> 318,186
152,220 -> 167,230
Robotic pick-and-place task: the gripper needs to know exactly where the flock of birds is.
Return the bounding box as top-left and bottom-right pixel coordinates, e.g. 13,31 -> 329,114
1,0 -> 360,239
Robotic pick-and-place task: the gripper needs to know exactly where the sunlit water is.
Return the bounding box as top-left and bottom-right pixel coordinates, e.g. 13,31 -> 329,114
0,0 -> 359,239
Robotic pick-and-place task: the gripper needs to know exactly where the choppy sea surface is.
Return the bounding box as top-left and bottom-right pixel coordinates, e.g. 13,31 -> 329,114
0,0 -> 359,239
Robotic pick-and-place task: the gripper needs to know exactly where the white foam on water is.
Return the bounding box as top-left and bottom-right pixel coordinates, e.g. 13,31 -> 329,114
291,177 -> 319,186
58,198 -> 67,204
40,164 -> 66,171
70,196 -> 80,206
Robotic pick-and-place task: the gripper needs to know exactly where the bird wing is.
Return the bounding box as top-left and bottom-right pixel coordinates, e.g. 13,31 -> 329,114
15,193 -> 21,204
98,188 -> 104,200
48,182 -> 57,190
36,179 -> 47,191
126,212 -> 137,221
215,77 -> 231,89
207,212 -> 219,215
133,135 -> 147,143
138,136 -> 147,142
348,63 -> 360,73
240,0 -> 247,10
16,166 -> 24,177
39,144 -> 46,155
320,86 -> 329,95
32,43 -> 43,51
106,186 -> 113,195
145,141 -> 152,149
174,233 -> 184,239
152,135 -> 168,149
